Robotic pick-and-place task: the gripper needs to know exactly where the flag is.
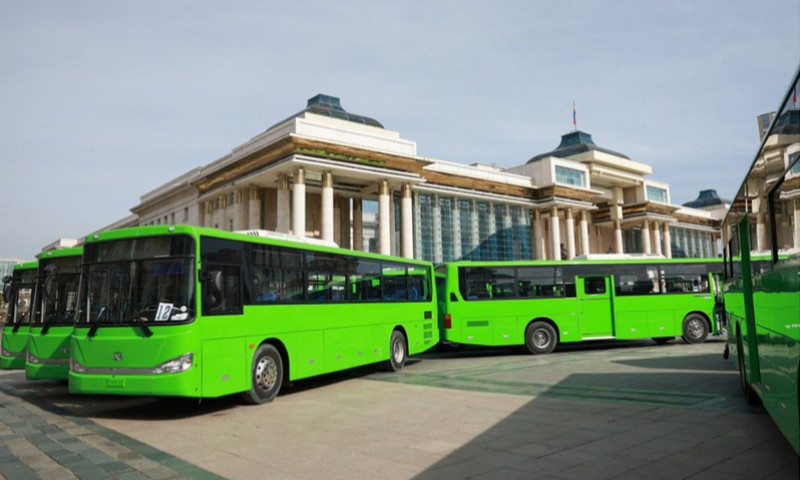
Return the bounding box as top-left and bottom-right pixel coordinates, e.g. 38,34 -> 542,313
572,100 -> 576,129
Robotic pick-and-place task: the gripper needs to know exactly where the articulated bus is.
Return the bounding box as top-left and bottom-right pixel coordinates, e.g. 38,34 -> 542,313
439,257 -> 723,354
69,226 -> 438,403
723,66 -> 799,454
1,261 -> 38,369
26,246 -> 83,380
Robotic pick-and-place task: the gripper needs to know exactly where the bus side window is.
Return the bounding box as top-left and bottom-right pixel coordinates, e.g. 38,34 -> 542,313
203,265 -> 242,315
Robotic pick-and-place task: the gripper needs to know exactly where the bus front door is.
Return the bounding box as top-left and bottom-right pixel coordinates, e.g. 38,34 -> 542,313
576,276 -> 614,338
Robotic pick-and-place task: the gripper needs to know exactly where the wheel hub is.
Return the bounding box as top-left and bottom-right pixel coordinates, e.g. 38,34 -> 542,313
255,356 -> 278,391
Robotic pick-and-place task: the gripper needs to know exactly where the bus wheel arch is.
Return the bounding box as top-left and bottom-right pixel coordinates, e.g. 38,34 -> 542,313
681,312 -> 710,344
383,327 -> 408,372
242,340 -> 287,405
524,318 -> 559,355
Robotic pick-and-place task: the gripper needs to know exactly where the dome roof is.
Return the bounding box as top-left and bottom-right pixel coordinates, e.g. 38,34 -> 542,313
527,130 -> 630,164
682,189 -> 730,209
264,94 -> 384,133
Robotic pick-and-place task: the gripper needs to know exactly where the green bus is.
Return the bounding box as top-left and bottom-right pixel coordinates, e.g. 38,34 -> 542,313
723,67 -> 799,454
439,257 -> 723,353
26,246 -> 83,380
69,225 -> 438,403
1,261 -> 38,369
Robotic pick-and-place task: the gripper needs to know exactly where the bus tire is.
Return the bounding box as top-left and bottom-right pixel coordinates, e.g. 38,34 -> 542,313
242,344 -> 283,405
681,314 -> 709,344
383,330 -> 407,372
525,321 -> 557,354
652,337 -> 673,345
737,334 -> 761,406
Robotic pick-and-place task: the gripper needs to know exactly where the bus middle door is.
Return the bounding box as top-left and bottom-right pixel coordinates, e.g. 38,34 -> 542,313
576,276 -> 614,338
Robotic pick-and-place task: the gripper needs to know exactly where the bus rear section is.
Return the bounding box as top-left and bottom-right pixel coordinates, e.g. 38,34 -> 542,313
442,259 -> 719,354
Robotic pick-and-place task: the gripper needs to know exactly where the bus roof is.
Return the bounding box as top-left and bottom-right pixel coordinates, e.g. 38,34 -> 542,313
12,260 -> 38,272
86,225 -> 433,267
445,257 -> 723,268
38,245 -> 83,260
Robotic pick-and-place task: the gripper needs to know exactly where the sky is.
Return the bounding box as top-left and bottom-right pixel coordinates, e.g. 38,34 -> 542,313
1,1 -> 798,260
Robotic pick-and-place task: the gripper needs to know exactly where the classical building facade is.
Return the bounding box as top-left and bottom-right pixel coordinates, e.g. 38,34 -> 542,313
126,94 -> 721,262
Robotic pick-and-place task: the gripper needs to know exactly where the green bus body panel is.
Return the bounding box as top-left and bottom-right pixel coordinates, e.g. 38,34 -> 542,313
442,259 -> 718,347
69,225 -> 439,399
25,325 -> 73,380
1,326 -> 29,369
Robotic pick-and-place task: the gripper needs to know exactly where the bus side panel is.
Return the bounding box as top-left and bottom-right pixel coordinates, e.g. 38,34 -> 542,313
201,336 -> 248,397
753,268 -> 800,453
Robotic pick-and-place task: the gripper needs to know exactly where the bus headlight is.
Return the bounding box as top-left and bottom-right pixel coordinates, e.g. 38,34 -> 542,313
27,351 -> 40,364
152,353 -> 193,374
71,358 -> 86,373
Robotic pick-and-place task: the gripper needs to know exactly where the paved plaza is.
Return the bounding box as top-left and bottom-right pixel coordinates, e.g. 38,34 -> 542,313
0,337 -> 797,479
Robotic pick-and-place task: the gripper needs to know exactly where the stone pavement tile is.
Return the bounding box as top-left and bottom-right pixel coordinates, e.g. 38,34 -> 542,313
468,466 -> 545,480
764,464 -> 800,480
552,456 -> 636,480
412,459 -> 500,480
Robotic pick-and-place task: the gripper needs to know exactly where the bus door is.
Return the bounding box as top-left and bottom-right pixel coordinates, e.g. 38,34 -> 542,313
576,276 -> 614,338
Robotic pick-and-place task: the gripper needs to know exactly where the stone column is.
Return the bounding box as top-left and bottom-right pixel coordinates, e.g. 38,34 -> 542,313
662,224 -> 672,258
642,219 -> 651,254
353,198 -> 363,251
292,168 -> 306,238
321,172 -> 334,243
550,206 -> 561,260
213,197 -> 224,229
794,198 -> 800,250
248,187 -> 261,230
231,190 -> 244,231
614,221 -> 624,254
653,221 -> 663,256
401,184 -> 413,259
432,196 -> 443,263
579,210 -> 590,256
565,208 -> 576,259
276,174 -> 290,233
532,210 -> 544,259
378,180 -> 391,255
452,198 -> 462,260
711,234 -> 719,257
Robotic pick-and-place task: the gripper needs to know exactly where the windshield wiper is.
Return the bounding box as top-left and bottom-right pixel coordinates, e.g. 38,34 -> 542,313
130,315 -> 153,338
87,306 -> 108,338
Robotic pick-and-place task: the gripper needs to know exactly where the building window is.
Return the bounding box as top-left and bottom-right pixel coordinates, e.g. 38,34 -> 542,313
555,166 -> 586,187
646,185 -> 668,203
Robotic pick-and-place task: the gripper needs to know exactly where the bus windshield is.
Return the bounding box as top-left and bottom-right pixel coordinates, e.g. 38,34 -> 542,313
78,235 -> 195,327
8,269 -> 36,326
39,257 -> 81,326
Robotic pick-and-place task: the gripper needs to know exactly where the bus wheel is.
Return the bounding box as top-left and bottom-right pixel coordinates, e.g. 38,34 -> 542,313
525,321 -> 556,354
737,334 -> 761,406
242,344 -> 283,405
652,337 -> 673,345
384,330 -> 408,372
681,314 -> 708,344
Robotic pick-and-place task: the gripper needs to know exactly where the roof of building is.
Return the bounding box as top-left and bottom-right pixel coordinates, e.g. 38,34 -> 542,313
265,94 -> 384,132
682,189 -> 730,209
527,130 -> 631,164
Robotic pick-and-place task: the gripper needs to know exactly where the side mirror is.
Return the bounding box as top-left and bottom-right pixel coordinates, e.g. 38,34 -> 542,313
2,283 -> 10,303
202,270 -> 224,310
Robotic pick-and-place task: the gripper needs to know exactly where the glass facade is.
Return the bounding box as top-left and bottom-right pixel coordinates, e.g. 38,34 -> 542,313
414,193 -> 531,263
646,185 -> 668,203
671,227 -> 714,258
555,166 -> 586,187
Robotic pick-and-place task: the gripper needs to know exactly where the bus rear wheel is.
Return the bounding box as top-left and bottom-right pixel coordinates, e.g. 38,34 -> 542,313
242,344 -> 283,404
383,330 -> 407,372
525,321 -> 557,354
681,314 -> 709,344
